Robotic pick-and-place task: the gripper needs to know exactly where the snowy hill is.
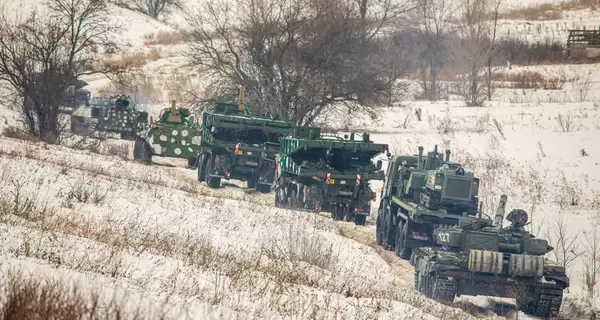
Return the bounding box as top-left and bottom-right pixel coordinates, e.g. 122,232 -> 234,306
1,0 -> 600,319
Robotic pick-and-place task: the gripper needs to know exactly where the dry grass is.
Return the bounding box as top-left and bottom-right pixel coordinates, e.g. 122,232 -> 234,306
143,31 -> 186,46
500,0 -> 600,21
492,71 -> 566,90
0,269 -> 161,320
107,48 -> 170,68
2,127 -> 41,142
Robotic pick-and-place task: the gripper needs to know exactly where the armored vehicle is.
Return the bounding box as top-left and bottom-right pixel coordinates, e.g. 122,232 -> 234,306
62,79 -> 91,113
376,145 -> 479,259
70,93 -> 148,140
134,100 -> 201,166
274,129 -> 388,226
411,195 -> 569,319
197,87 -> 295,192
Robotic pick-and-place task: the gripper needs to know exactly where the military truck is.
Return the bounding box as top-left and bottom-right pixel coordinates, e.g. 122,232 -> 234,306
134,100 -> 201,166
376,145 -> 480,259
70,93 -> 148,140
273,128 -> 388,226
411,194 -> 569,319
197,87 -> 295,192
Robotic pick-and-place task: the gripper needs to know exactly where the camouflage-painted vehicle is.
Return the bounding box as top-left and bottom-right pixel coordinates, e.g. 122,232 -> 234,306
376,145 -> 480,259
411,194 -> 570,319
70,93 -> 148,140
197,88 -> 296,192
274,129 -> 388,226
134,100 -> 201,166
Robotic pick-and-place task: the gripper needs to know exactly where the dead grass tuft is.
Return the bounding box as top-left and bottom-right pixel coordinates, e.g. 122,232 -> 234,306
499,0 -> 600,21
492,71 -> 565,90
107,48 -> 169,68
143,30 -> 186,46
0,269 -> 160,320
2,127 -> 41,142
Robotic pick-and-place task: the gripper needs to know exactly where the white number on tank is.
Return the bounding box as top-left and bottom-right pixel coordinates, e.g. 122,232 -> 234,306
437,232 -> 450,242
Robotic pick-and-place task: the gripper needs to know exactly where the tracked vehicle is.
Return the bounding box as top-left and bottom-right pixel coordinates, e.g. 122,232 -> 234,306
274,129 -> 388,226
411,194 -> 569,319
134,100 -> 200,166
376,145 -> 479,259
70,93 -> 148,140
197,88 -> 295,192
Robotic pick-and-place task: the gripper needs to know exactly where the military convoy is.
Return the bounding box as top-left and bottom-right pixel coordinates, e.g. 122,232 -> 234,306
196,87 -> 296,192
133,100 -> 201,166
411,194 -> 569,318
274,129 -> 388,226
67,86 -> 570,318
376,145 -> 480,259
70,93 -> 148,140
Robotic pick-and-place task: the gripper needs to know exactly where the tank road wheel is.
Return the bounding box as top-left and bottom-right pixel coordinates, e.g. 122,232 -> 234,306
133,138 -> 152,164
205,155 -> 221,188
353,214 -> 366,226
395,221 -> 412,260
427,273 -> 457,304
375,210 -> 384,245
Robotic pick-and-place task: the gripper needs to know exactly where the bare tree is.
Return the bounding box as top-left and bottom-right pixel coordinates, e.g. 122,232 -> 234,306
583,223 -> 600,299
451,0 -> 502,106
546,214 -> 583,270
185,0 -> 410,126
0,0 -> 122,143
115,0 -> 183,19
403,0 -> 456,101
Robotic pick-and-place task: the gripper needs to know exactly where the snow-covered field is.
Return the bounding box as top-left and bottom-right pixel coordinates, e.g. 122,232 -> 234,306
1,0 -> 600,319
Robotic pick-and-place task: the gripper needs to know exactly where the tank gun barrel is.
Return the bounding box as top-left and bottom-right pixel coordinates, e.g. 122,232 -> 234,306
493,194 -> 508,228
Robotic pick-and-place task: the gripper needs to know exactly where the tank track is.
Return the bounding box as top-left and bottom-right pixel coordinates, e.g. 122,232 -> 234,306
431,274 -> 457,303
532,285 -> 564,318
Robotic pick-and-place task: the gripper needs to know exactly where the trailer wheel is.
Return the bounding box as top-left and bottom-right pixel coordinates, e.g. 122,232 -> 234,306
188,156 -> 198,168
395,221 -> 412,260
353,214 -> 366,226
344,208 -> 353,222
275,186 -> 287,207
133,138 -> 152,164
120,131 -> 135,140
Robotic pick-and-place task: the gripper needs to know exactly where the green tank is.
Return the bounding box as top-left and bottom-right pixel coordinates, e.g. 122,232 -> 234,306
133,100 -> 201,166
70,93 -> 148,140
196,87 -> 296,192
274,128 -> 388,226
376,145 -> 480,259
410,194 -> 570,319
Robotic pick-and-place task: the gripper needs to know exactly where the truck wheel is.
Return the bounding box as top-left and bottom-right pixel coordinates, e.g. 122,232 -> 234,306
133,138 -> 152,164
375,210 -> 384,245
288,188 -> 299,209
353,214 -> 366,226
188,156 -> 198,168
395,221 -> 412,260
344,207 -> 353,222
275,186 -> 287,207
247,177 -> 257,189
205,156 -> 221,188
383,208 -> 396,251
197,154 -> 206,182
256,184 -> 271,194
